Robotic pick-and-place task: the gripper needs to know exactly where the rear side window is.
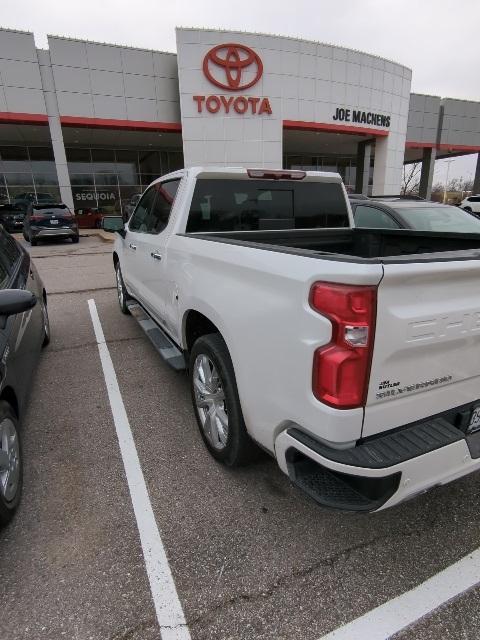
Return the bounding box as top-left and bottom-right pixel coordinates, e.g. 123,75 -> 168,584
149,180 -> 181,234
354,205 -> 400,229
186,179 -> 349,233
129,187 -> 157,232
0,259 -> 8,289
468,196 -> 480,203
0,229 -> 20,286
129,180 -> 180,234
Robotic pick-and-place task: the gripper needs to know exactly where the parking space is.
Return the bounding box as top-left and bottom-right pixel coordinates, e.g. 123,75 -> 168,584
1,234 -> 480,639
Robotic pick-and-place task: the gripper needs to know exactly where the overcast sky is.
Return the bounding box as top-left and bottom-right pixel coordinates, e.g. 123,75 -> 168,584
2,0 -> 479,182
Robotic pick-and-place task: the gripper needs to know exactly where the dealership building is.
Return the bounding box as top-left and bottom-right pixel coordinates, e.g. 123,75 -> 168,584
0,26 -> 479,215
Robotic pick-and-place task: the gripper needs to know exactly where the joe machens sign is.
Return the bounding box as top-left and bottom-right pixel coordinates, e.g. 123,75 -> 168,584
333,107 -> 391,128
194,43 -> 272,116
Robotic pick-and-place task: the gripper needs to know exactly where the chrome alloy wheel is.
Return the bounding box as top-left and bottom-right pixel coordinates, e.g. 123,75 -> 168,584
0,417 -> 20,502
116,267 -> 124,308
193,354 -> 229,450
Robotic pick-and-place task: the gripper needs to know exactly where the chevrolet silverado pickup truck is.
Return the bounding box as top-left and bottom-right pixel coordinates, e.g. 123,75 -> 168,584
113,167 -> 480,512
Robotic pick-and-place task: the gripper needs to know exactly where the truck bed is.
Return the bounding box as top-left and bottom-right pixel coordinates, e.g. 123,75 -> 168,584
186,228 -> 480,263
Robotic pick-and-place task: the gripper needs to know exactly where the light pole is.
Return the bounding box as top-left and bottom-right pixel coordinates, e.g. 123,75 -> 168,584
443,158 -> 456,204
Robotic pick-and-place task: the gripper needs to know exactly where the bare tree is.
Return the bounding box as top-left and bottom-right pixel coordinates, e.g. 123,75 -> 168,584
402,163 -> 421,195
447,177 -> 473,192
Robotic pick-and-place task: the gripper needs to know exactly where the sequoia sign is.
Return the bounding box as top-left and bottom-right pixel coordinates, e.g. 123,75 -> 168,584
194,43 -> 272,116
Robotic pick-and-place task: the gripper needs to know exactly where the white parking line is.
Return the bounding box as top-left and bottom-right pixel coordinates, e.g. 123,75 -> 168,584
88,299 -> 191,640
319,548 -> 480,640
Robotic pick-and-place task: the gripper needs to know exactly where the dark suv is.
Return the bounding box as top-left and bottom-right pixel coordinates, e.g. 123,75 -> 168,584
23,203 -> 79,245
0,204 -> 25,233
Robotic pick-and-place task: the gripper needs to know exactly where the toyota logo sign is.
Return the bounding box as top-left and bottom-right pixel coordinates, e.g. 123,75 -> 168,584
203,43 -> 263,91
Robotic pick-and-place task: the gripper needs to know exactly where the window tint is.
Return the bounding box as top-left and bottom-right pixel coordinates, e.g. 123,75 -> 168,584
0,230 -> 20,280
0,259 -> 8,289
129,180 -> 180,234
128,187 -> 157,232
149,180 -> 181,234
354,205 -> 400,229
468,196 -> 480,203
186,179 -> 349,233
394,205 -> 480,233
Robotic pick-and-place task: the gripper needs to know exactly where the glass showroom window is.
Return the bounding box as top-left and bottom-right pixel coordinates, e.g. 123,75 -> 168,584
284,154 -> 374,193
0,146 -> 59,206
66,147 -> 183,216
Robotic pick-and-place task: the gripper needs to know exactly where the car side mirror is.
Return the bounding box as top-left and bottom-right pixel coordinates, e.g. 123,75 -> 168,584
101,216 -> 126,238
0,289 -> 37,321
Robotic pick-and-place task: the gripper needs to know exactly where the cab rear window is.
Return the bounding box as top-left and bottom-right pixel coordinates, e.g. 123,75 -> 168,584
32,205 -> 69,216
186,179 -> 349,232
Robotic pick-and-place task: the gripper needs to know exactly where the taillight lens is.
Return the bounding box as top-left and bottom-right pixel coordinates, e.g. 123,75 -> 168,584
310,282 -> 377,409
29,215 -> 43,222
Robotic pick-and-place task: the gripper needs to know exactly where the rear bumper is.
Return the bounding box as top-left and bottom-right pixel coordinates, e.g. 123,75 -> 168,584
275,417 -> 480,512
32,227 -> 77,238
5,221 -> 24,231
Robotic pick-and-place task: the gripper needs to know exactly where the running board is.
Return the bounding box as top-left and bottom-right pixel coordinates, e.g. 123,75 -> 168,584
127,302 -> 186,371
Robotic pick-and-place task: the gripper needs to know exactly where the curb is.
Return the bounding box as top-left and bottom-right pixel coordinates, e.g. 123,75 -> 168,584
80,229 -> 115,243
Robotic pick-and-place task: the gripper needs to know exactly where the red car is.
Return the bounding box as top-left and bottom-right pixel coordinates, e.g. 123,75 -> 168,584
74,208 -> 104,229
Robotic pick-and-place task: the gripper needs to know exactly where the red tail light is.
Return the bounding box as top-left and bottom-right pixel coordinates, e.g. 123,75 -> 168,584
29,215 -> 43,222
310,282 -> 377,409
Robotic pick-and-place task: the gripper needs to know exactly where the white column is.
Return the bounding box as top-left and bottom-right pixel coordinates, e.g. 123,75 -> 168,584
36,49 -> 74,210
372,135 -> 405,196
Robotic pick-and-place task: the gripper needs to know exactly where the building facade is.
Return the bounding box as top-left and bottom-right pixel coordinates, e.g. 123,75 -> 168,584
0,26 -> 479,216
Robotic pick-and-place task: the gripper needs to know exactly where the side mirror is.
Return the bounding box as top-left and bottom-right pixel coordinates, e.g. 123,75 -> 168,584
101,216 -> 126,238
0,289 -> 37,317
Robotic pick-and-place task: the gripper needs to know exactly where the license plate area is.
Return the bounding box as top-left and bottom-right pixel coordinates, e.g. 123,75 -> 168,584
50,219 -> 59,225
467,405 -> 480,435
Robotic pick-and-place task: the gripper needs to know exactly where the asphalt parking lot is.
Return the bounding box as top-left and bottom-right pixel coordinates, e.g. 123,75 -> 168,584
1,233 -> 480,640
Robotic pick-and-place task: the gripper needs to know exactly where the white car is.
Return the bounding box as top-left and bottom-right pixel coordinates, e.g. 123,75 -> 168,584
460,195 -> 480,214
113,167 -> 480,512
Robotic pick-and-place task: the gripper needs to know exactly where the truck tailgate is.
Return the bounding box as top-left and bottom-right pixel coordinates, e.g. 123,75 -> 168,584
364,258 -> 480,438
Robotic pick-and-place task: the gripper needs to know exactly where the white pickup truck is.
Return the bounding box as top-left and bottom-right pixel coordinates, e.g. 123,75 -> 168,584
113,167 -> 480,512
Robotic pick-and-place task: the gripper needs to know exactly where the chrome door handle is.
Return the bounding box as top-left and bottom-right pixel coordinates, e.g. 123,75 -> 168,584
150,251 -> 162,261
129,243 -> 137,250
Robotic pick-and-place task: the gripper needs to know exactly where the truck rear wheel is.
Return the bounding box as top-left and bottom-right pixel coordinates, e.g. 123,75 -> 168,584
189,333 -> 257,466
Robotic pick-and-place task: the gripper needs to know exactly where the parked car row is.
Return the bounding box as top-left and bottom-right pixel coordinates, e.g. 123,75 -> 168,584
2,170 -> 480,526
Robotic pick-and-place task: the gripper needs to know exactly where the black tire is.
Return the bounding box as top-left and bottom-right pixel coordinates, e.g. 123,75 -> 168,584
71,236 -> 79,244
189,333 -> 257,466
41,296 -> 50,347
115,263 -> 130,314
30,237 -> 37,246
464,207 -> 473,213
0,401 -> 23,526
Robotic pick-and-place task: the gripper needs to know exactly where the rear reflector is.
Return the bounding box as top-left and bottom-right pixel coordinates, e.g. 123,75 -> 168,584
247,169 -> 306,180
310,282 -> 377,409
